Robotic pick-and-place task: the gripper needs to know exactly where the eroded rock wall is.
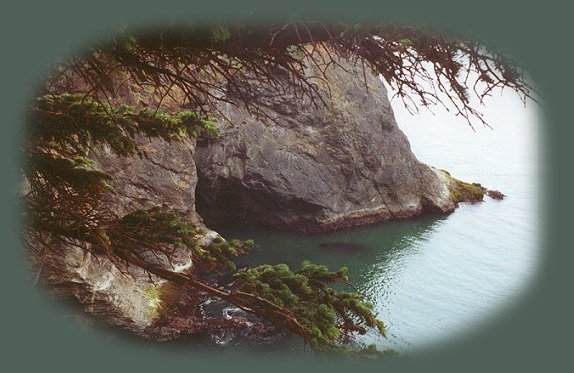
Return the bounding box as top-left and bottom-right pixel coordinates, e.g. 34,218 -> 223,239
29,52 -> 464,340
29,70 -> 208,339
195,53 -> 455,232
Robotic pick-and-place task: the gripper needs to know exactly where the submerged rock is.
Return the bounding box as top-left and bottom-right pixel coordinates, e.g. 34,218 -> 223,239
195,51 -> 455,232
319,241 -> 368,253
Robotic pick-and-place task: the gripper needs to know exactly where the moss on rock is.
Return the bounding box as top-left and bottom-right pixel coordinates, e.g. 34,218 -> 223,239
449,178 -> 486,204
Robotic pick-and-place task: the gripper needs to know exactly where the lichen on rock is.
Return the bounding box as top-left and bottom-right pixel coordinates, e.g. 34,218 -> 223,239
434,168 -> 504,205
144,285 -> 163,320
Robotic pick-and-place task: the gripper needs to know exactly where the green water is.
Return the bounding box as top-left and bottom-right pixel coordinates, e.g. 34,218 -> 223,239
208,88 -> 540,352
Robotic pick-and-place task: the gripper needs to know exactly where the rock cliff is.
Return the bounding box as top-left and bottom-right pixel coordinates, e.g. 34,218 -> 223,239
195,55 -> 455,232
29,52 -> 479,340
28,134 -> 210,339
29,70 -> 211,339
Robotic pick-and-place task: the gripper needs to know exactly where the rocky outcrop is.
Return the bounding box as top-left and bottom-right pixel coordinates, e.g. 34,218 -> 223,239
29,70 -> 210,339
29,52 -> 492,340
195,53 -> 456,232
28,134 -> 213,339
434,168 -> 504,205
31,234 -> 194,337
95,135 -> 201,222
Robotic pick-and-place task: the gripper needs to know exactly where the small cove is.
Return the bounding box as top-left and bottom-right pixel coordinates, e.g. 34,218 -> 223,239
209,88 -> 539,352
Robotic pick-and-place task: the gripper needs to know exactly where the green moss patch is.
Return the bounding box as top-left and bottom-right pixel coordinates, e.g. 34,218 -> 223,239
450,178 -> 486,204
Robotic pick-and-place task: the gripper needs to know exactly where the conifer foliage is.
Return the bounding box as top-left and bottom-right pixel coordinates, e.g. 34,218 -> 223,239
24,21 -> 535,353
24,92 -> 387,353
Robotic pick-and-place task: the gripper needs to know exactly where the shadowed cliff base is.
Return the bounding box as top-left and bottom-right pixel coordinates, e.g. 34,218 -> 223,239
194,51 -> 459,233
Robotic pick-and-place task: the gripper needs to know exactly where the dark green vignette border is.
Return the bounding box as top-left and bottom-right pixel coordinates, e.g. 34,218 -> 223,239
0,0 -> 571,372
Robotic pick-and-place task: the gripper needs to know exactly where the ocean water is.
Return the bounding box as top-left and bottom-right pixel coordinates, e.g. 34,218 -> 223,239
211,86 -> 540,352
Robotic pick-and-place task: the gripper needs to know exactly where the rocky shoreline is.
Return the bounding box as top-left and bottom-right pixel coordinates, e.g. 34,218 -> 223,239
30,52 -> 504,341
195,54 -> 456,233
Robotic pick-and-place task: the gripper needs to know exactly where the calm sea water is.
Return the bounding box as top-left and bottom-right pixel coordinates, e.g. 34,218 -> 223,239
210,88 -> 540,353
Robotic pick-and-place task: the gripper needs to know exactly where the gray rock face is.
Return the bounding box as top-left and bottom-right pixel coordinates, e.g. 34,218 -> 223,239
95,135 -> 200,223
29,71 -> 207,339
195,53 -> 455,232
30,54 -> 461,339
29,135 -> 204,338
32,238 -> 192,337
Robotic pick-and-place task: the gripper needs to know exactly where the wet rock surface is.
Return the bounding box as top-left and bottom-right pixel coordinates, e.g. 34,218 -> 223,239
487,190 -> 506,200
